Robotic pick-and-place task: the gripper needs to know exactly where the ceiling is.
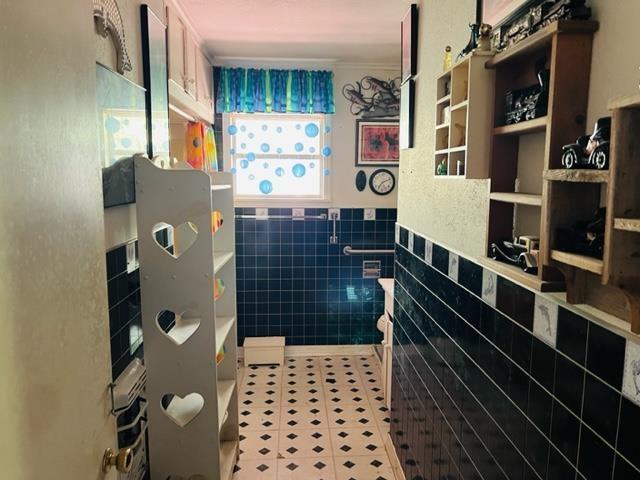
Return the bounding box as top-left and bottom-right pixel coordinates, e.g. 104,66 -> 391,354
178,0 -> 412,65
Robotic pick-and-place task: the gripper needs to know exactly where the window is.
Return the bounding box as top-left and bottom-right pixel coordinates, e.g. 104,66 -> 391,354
225,113 -> 331,200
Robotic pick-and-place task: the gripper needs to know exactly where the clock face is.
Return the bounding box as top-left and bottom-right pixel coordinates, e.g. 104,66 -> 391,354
369,169 -> 395,195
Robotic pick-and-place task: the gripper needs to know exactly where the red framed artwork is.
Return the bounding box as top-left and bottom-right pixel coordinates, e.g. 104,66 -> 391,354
355,119 -> 400,166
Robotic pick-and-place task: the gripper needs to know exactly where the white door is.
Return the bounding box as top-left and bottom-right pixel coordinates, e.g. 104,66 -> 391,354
0,2 -> 118,479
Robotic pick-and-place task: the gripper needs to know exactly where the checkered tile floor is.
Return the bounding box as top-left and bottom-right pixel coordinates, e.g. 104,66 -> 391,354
233,355 -> 394,480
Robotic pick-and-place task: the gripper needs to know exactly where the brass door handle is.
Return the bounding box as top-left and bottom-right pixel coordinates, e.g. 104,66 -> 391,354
102,447 -> 133,474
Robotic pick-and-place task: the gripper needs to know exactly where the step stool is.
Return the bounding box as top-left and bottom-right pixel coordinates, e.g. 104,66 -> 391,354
244,336 -> 285,367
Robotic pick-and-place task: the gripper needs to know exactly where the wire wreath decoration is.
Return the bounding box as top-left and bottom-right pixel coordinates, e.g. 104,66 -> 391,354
342,76 -> 401,118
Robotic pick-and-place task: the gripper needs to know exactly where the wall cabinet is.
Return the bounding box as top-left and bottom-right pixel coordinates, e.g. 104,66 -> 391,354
166,2 -> 213,123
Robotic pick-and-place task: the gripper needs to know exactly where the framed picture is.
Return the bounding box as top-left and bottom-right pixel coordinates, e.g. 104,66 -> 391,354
401,4 -> 418,84
141,5 -> 170,159
400,79 -> 415,150
481,0 -> 536,27
355,119 -> 400,166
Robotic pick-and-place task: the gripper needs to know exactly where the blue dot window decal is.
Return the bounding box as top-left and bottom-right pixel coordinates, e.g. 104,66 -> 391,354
305,123 -> 319,138
259,180 -> 273,194
323,168 -> 330,176
227,125 -> 238,135
247,152 -> 256,162
240,143 -> 246,149
322,146 -> 332,157
309,147 -> 316,154
248,133 -> 254,139
240,125 -> 247,132
105,117 -> 120,133
230,148 -> 236,155
275,167 -> 285,177
263,162 -> 269,169
261,124 -> 268,131
276,126 -> 283,133
260,143 -> 270,153
276,148 -> 283,154
309,162 -> 316,169
294,143 -> 304,152
325,126 -> 331,133
240,159 -> 249,169
292,164 -> 306,177
230,167 -> 237,174
249,174 -> 255,180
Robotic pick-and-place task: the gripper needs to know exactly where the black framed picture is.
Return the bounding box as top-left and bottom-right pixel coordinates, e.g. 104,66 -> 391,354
355,119 -> 400,167
141,5 -> 170,159
400,79 -> 415,150
401,4 -> 418,84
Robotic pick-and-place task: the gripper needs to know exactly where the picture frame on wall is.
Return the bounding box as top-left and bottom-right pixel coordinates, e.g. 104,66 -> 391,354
400,79 -> 415,150
481,0 -> 536,27
355,119 -> 400,167
401,4 -> 418,84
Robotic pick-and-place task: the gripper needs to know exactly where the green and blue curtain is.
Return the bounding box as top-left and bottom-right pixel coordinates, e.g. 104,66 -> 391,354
216,67 -> 335,114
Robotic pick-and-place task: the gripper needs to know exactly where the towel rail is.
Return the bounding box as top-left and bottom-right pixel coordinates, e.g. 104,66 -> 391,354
343,245 -> 394,255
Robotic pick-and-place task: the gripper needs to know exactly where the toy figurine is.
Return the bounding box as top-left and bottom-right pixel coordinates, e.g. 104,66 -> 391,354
490,236 -> 539,274
555,208 -> 606,258
443,46 -> 453,71
476,23 -> 493,52
436,159 -> 448,175
561,117 -> 611,170
458,23 -> 479,60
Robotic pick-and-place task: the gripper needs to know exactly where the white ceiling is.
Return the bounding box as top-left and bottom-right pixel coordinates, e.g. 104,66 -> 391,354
178,0 -> 412,65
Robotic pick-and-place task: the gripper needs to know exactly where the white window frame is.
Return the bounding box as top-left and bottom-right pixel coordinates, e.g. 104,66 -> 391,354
223,112 -> 331,204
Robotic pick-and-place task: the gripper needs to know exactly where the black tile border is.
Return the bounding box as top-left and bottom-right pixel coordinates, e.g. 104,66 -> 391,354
392,223 -> 640,480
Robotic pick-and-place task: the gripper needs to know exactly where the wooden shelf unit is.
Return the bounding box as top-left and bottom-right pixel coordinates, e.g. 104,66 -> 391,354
135,157 -> 239,480
603,94 -> 640,333
434,52 -> 495,178
484,20 -> 598,292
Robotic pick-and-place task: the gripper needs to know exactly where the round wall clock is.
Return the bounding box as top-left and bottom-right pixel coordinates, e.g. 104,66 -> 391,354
369,169 -> 395,195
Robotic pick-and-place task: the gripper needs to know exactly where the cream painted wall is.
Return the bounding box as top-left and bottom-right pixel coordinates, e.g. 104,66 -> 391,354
398,0 -> 640,259
0,1 -> 116,478
220,62 -> 401,208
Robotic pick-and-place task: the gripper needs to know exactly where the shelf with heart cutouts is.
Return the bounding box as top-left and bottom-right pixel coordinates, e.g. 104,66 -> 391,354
134,154 -> 239,480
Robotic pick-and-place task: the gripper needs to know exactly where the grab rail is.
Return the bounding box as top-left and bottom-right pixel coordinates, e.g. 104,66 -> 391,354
235,214 -> 327,220
343,245 -> 394,256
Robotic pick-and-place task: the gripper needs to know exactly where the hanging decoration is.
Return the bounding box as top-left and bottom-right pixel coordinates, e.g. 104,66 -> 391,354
342,76 -> 401,118
93,0 -> 132,74
216,68 -> 335,114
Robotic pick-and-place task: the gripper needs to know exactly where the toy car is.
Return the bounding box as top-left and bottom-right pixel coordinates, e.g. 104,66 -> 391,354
489,238 -> 538,275
561,117 -> 611,170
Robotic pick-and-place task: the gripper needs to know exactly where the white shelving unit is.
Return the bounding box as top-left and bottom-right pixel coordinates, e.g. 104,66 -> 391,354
135,156 -> 238,480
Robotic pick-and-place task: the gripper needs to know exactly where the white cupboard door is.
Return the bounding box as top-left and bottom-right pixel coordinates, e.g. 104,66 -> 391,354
166,5 -> 187,88
196,52 -> 213,110
185,32 -> 198,98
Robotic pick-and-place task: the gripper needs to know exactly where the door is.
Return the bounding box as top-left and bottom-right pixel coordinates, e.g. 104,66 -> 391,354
0,1 -> 117,479
185,31 -> 198,98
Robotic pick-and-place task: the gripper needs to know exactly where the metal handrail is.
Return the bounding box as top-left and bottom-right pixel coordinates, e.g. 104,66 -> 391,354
235,214 -> 327,220
343,245 -> 394,255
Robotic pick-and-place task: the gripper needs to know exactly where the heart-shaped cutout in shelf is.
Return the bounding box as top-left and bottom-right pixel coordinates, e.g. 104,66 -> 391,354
153,221 -> 198,259
161,392 -> 204,427
212,211 -> 224,234
156,310 -> 200,346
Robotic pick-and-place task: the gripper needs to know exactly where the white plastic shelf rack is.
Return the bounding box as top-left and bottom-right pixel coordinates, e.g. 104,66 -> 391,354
135,156 -> 239,480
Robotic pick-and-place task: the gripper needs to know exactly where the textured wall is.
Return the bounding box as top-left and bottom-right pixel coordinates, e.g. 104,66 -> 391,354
398,0 -> 640,259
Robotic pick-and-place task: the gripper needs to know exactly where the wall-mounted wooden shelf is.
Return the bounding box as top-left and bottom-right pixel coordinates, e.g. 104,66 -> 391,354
550,250 -> 604,275
494,117 -> 547,136
485,19 -> 599,294
486,20 -> 599,68
434,52 -> 495,179
543,169 -> 609,183
490,192 -> 542,207
614,218 -> 640,233
478,256 -> 564,292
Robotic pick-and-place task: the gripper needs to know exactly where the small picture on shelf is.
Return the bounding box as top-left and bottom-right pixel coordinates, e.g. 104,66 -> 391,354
401,4 -> 419,84
355,119 -> 400,166
436,158 -> 448,176
441,106 -> 451,126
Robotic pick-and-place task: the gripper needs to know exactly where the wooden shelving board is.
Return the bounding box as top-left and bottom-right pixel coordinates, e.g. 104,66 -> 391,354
217,380 -> 236,430
614,218 -> 640,233
551,250 -> 604,275
437,94 -> 451,105
451,100 -> 468,111
494,117 -> 547,136
486,20 -> 599,68
608,93 -> 640,110
478,256 -> 565,292
543,169 -> 609,183
490,192 -> 542,207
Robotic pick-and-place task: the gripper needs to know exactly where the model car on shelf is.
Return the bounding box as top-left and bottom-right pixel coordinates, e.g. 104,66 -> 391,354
561,117 -> 611,170
490,236 -> 540,275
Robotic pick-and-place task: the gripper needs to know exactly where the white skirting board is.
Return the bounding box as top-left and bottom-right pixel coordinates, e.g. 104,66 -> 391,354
384,432 -> 406,480
238,344 -> 376,359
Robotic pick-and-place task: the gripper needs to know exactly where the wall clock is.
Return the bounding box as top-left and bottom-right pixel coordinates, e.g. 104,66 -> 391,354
369,168 -> 395,195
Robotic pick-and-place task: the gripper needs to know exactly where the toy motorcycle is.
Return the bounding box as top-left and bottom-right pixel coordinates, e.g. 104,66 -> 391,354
561,117 -> 611,170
